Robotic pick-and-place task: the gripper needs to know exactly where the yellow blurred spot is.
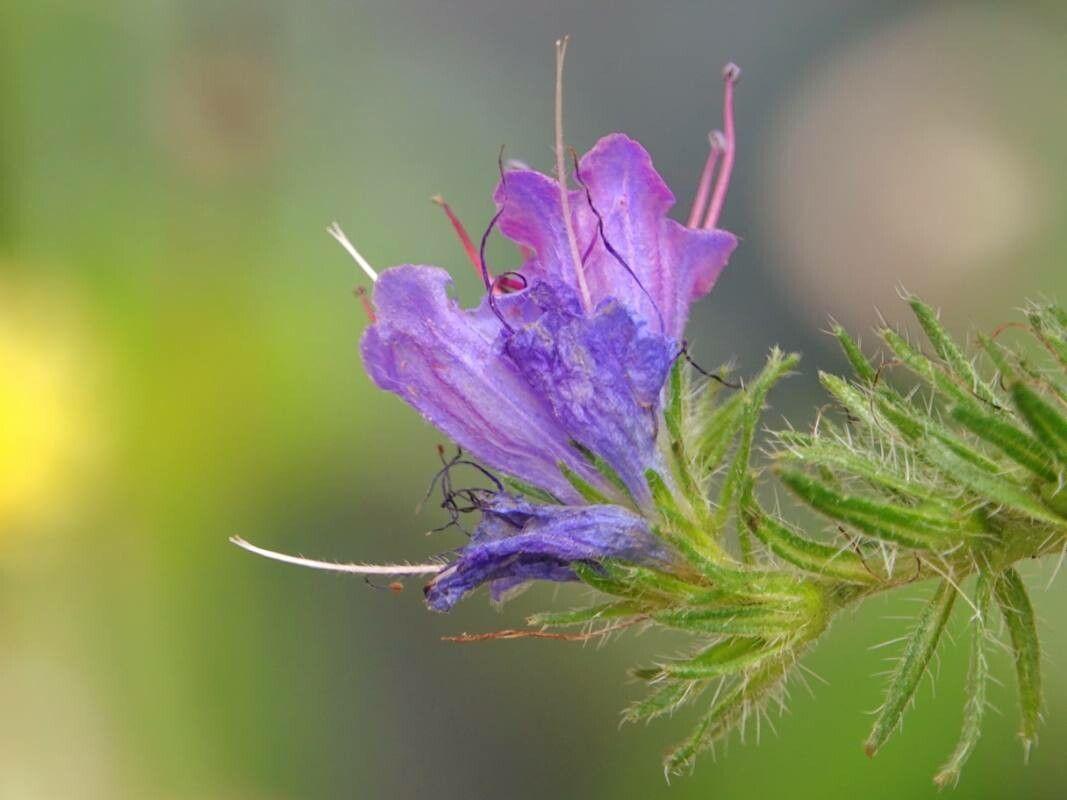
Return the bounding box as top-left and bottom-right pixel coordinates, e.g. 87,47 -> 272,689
0,280 -> 102,533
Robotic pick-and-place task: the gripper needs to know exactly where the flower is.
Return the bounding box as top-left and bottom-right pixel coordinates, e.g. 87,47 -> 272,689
353,63 -> 740,609
235,57 -> 742,611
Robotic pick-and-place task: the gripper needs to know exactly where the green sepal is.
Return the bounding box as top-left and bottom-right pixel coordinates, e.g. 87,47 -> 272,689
832,323 -> 878,384
1027,307 -> 1067,368
995,567 -> 1043,754
501,476 -> 561,505
742,496 -> 880,584
865,579 -> 956,757
880,328 -> 978,410
665,356 -> 686,443
908,297 -> 998,406
697,389 -> 746,471
527,601 -> 643,628
663,656 -> 791,776
652,603 -> 801,637
715,349 -> 800,532
921,439 -> 1064,526
623,679 -> 706,725
571,561 -> 706,603
949,403 -> 1058,483
977,332 -> 1019,386
774,430 -> 953,511
776,467 -> 962,550
934,571 -> 993,788
558,461 -> 612,504
1011,382 -> 1067,464
637,636 -> 786,681
569,440 -> 636,506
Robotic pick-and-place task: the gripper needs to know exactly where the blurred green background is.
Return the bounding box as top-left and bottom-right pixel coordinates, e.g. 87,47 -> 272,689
3,1 -> 1067,797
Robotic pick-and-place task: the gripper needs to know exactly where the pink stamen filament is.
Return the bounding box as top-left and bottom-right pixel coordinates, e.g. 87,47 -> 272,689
554,36 -> 592,312
433,195 -> 525,293
704,63 -> 741,230
433,195 -> 486,279
354,286 -> 376,323
686,130 -> 726,229
229,535 -> 444,576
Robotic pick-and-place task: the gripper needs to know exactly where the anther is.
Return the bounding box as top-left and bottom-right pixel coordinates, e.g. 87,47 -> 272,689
687,130 -> 726,229
703,63 -> 741,230
327,221 -> 379,282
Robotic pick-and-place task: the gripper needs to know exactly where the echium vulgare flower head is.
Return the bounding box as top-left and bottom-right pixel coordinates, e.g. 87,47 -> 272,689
235,39 -> 1067,785
250,40 -> 741,612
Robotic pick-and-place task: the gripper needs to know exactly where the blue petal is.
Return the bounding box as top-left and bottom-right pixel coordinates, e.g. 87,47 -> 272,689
424,495 -> 673,611
504,280 -> 675,504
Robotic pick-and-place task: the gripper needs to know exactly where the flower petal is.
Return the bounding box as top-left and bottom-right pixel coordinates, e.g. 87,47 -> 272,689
424,495 -> 672,611
505,281 -> 675,504
576,134 -> 738,337
361,265 -> 588,500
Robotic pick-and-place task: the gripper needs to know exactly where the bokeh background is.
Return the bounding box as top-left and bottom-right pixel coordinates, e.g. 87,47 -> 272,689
3,1 -> 1067,797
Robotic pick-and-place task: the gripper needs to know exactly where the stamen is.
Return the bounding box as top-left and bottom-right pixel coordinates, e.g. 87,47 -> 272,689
686,130 -> 726,229
229,535 -> 444,575
327,221 -> 379,282
432,195 -> 486,281
354,286 -> 376,323
554,36 -> 592,312
703,63 -> 741,230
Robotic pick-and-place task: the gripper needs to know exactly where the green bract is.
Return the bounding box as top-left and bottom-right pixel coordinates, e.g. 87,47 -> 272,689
524,298 -> 1067,785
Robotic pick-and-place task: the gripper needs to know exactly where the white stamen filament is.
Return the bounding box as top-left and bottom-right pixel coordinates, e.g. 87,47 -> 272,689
554,36 -> 592,312
327,221 -> 379,282
229,535 -> 444,575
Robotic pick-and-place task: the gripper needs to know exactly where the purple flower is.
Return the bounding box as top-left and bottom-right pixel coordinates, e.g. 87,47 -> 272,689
361,131 -> 736,508
235,62 -> 743,611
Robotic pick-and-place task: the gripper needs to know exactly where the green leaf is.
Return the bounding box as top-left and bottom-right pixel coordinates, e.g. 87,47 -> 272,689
865,579 -> 956,757
933,572 -> 993,788
995,567 -> 1043,755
